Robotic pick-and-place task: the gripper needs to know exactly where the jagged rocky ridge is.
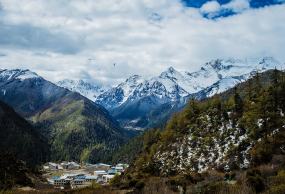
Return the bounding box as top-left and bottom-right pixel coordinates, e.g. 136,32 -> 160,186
55,57 -> 283,129
56,79 -> 112,102
94,57 -> 283,128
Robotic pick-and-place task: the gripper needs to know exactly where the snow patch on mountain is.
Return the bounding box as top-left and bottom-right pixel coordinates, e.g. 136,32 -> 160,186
56,79 -> 112,102
96,57 -> 283,114
0,69 -> 40,81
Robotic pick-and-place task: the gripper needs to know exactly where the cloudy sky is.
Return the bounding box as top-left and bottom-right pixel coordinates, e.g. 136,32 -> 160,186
0,0 -> 284,86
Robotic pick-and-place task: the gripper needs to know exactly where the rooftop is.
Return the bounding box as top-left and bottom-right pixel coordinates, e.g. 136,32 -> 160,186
85,176 -> 97,179
108,170 -> 117,174
95,170 -> 106,173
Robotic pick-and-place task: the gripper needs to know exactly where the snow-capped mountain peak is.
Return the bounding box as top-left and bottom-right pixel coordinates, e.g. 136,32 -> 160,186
0,69 -> 40,82
55,57 -> 283,125
93,57 -> 283,122
56,79 -> 112,102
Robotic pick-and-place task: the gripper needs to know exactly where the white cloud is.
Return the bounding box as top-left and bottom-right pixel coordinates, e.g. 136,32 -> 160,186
200,1 -> 221,14
221,0 -> 250,13
0,0 -> 284,87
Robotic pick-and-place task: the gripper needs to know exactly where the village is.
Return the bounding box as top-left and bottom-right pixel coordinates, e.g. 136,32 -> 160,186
42,162 -> 128,189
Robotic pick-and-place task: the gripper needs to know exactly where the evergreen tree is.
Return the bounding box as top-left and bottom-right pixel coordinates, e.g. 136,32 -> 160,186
154,129 -> 161,140
244,77 -> 254,99
161,128 -> 175,147
233,87 -> 243,116
253,70 -> 262,94
184,95 -> 201,121
167,112 -> 180,135
143,128 -> 155,150
270,68 -> 280,112
280,70 -> 285,113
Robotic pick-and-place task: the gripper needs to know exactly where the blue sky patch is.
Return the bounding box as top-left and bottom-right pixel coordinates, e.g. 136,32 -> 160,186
182,0 -> 283,8
182,0 -> 284,18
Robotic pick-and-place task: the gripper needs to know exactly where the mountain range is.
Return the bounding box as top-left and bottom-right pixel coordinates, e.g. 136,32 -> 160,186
0,69 -> 137,163
109,68 -> 285,194
0,57 -> 282,163
56,79 -> 112,102
56,57 -> 284,129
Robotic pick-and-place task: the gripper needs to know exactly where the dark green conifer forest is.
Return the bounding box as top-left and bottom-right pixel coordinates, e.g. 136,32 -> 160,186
109,69 -> 285,193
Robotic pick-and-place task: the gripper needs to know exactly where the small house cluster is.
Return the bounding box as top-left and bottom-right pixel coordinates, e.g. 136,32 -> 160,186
45,163 -> 128,188
43,162 -> 81,170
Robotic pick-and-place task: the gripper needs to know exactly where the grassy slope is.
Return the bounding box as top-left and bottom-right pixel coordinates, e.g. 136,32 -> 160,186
33,95 -> 134,163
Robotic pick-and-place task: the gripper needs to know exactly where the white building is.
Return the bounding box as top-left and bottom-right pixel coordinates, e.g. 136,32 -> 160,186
112,166 -> 123,172
94,170 -> 107,178
102,175 -> 114,183
97,163 -> 111,168
85,176 -> 97,182
116,164 -> 129,169
60,174 -> 76,180
71,179 -> 85,186
54,179 -> 71,186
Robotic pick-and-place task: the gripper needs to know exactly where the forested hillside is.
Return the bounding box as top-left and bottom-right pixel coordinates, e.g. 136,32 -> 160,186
102,70 -> 277,166
101,123 -> 166,165
0,100 -> 50,166
0,69 -> 138,163
110,69 -> 285,193
0,148 -> 45,190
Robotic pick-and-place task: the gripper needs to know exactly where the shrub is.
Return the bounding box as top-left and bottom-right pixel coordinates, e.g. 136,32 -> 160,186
229,170 -> 237,180
109,173 -> 120,187
125,173 -> 132,180
201,182 -> 226,194
246,168 -> 262,177
272,170 -> 285,186
246,168 -> 264,193
225,173 -> 230,180
119,181 -> 129,190
166,178 -> 178,186
135,180 -> 145,190
184,173 -> 193,182
267,184 -> 285,194
129,179 -> 139,187
192,172 -> 204,183
207,170 -> 224,182
259,164 -> 278,179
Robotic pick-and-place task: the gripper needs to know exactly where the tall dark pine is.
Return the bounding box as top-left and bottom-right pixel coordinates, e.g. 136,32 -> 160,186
233,87 -> 243,116
244,77 -> 254,99
270,68 -> 280,112
253,70 -> 262,94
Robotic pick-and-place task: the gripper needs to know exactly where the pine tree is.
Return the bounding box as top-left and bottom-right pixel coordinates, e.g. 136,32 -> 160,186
143,128 -> 155,150
244,77 -> 254,99
280,70 -> 285,113
184,95 -> 201,121
233,87 -> 243,116
270,68 -> 280,112
253,70 -> 262,94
